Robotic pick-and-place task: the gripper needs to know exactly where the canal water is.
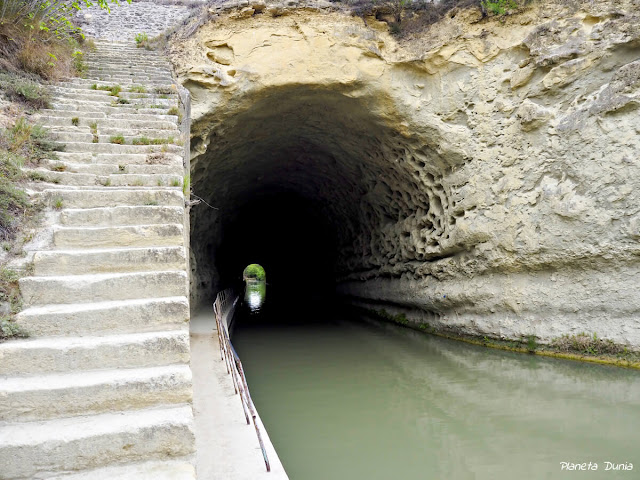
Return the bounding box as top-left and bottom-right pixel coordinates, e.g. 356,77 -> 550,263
232,284 -> 639,480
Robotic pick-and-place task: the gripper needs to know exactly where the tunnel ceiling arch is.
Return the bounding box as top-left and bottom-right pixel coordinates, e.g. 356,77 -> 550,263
187,83 -> 466,303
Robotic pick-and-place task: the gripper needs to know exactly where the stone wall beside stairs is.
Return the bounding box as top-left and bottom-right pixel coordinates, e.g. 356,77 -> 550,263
75,1 -> 206,41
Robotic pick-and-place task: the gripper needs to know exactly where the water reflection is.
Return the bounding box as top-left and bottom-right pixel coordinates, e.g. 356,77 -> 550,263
244,280 -> 266,314
233,307 -> 640,480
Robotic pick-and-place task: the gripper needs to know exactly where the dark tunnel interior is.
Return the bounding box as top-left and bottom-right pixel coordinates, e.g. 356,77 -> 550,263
216,190 -> 338,302
188,86 -> 460,311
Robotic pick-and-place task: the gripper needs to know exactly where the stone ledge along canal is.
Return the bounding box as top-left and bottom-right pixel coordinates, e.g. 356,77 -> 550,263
231,286 -> 639,480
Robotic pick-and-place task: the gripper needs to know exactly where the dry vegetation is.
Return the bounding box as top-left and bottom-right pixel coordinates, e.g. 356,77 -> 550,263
343,0 -> 531,36
0,115 -> 61,340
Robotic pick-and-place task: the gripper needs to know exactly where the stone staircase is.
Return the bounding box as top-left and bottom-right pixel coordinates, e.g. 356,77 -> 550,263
0,41 -> 196,479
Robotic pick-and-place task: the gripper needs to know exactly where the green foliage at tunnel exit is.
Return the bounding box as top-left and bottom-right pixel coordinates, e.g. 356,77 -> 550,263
243,264 -> 266,281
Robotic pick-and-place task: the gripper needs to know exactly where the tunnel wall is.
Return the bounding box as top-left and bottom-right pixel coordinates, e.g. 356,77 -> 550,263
170,0 -> 640,348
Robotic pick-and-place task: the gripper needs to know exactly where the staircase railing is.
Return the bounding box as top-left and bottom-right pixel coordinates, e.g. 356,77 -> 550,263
213,289 -> 271,472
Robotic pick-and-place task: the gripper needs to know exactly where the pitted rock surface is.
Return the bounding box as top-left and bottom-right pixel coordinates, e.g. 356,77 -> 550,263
169,0 -> 640,348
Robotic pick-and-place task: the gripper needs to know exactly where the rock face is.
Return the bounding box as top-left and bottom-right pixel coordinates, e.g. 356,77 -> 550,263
171,0 -> 640,348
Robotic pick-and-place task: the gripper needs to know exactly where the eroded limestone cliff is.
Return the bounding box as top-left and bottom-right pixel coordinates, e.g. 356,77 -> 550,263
169,0 -> 640,347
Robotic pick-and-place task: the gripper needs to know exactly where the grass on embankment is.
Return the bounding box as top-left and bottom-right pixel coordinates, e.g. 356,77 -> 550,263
0,0 -> 99,340
367,308 -> 640,370
0,110 -> 62,341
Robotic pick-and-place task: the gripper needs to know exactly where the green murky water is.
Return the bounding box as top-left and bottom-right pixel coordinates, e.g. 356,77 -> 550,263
233,289 -> 639,480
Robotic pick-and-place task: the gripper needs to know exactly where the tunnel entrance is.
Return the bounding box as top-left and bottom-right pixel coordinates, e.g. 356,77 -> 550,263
188,85 -> 461,311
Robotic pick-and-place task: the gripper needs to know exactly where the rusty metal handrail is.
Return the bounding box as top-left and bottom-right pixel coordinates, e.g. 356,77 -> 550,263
213,289 -> 271,472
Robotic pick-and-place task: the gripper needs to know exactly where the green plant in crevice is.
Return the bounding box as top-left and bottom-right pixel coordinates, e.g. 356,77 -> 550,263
0,268 -> 28,341
376,308 -> 409,326
72,49 -> 87,77
0,152 -> 29,242
526,335 -> 537,353
0,317 -> 28,341
71,117 -> 79,126
551,332 -> 629,357
132,137 -> 151,145
481,0 -> 518,16
27,171 -> 48,182
109,134 -> 125,145
154,85 -> 174,95
135,32 -> 149,48
182,173 -> 190,197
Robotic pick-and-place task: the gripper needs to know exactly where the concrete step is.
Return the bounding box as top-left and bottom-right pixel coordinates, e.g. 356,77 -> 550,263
106,173 -> 183,187
66,78 -> 175,87
85,63 -> 171,71
43,160 -> 183,176
24,168 -> 183,187
48,459 -> 196,480
15,296 -> 189,337
20,270 -> 188,307
52,151 -> 183,166
54,141 -> 182,155
43,188 -> 184,208
0,330 -> 190,375
51,131 -> 181,145
83,58 -> 171,66
51,224 -> 184,248
39,115 -> 178,130
0,365 -> 192,422
59,205 -> 184,227
0,405 -> 195,479
47,169 -> 181,187
86,62 -> 171,69
52,89 -> 178,107
33,246 -> 186,275
23,168 -> 95,186
49,124 -> 182,138
86,71 -> 175,81
85,70 -> 173,80
51,102 -> 178,115
52,96 -> 177,108
51,85 -> 177,99
40,109 -> 179,122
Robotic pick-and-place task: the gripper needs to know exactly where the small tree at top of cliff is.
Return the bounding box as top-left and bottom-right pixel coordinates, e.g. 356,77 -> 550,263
0,0 -> 129,78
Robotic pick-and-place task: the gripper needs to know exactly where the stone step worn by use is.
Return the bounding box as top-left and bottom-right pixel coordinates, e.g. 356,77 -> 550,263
0,40 -> 196,478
